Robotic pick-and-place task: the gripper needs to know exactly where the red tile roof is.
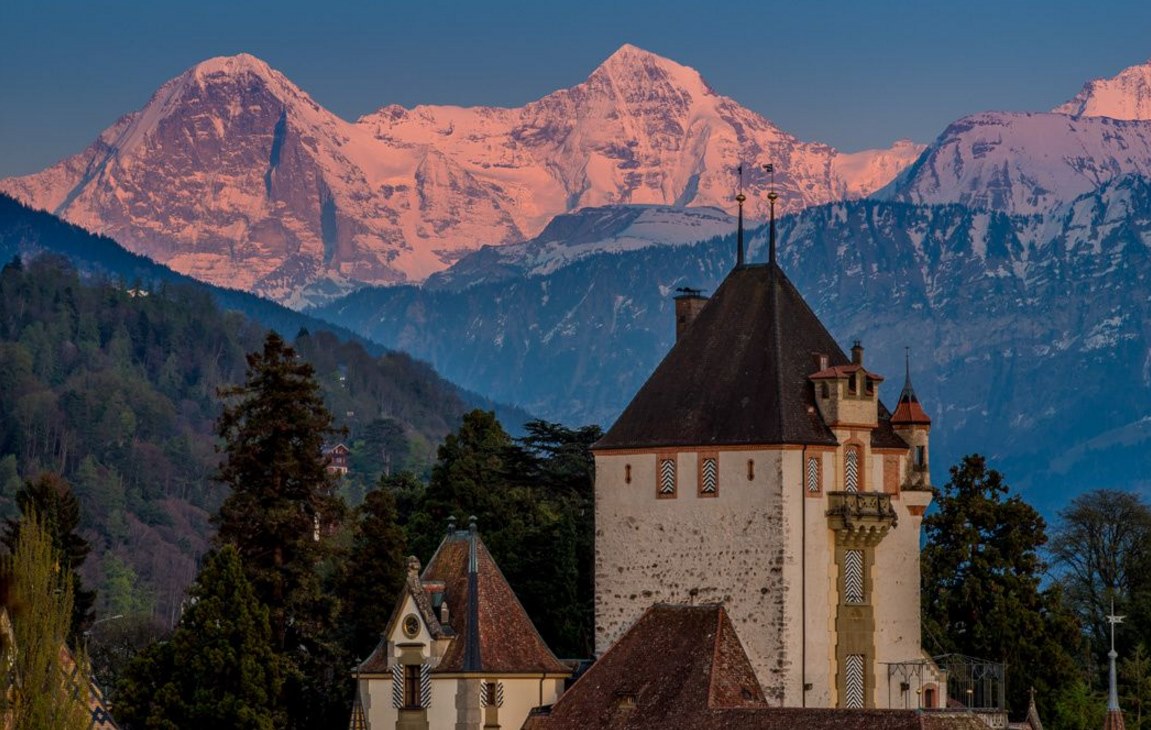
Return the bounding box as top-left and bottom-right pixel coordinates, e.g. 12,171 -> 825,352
523,603 -> 985,730
426,528 -> 568,675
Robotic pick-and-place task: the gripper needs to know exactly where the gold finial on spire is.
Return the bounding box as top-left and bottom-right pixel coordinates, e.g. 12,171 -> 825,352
764,163 -> 778,265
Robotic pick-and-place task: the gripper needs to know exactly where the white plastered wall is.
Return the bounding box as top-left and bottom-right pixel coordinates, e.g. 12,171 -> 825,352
594,447 -> 790,702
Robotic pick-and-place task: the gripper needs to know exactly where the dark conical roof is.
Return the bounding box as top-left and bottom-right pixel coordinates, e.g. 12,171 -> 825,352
596,262 -> 906,451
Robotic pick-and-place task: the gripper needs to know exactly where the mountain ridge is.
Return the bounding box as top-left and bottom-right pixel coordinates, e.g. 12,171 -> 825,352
0,45 -> 922,307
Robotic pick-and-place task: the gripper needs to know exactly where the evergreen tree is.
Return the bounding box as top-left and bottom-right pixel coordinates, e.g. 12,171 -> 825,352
339,476 -> 408,660
1,511 -> 91,730
212,331 -> 348,729
922,454 -> 1082,719
114,546 -> 281,729
213,331 -> 344,645
3,472 -> 94,640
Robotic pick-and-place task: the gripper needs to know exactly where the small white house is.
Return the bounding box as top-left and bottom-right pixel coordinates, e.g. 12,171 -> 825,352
351,519 -> 570,730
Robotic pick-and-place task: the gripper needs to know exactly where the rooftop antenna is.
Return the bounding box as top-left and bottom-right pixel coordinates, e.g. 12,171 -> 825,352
736,164 -> 746,268
764,163 -> 779,265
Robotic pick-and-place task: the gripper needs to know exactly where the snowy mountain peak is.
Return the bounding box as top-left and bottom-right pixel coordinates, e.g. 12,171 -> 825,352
0,47 -> 919,306
1053,58 -> 1151,120
591,44 -> 712,95
190,52 -> 277,81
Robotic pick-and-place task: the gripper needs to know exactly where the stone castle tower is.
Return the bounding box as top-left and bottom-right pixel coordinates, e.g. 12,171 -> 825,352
592,220 -> 941,709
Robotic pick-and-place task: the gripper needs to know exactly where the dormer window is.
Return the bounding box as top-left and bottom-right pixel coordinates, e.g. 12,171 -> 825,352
848,375 -> 857,395
865,378 -> 875,396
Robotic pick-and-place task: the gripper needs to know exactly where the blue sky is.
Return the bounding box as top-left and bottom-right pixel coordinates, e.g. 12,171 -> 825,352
3,0 -> 1151,176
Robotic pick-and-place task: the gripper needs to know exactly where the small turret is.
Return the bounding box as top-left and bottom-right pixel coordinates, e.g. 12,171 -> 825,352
891,350 -> 931,486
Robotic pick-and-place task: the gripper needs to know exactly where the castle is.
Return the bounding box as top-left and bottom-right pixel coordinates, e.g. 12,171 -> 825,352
591,196 -> 943,709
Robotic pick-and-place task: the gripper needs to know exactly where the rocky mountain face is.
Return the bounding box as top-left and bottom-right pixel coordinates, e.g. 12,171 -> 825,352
0,46 -> 919,307
315,174 -> 1151,511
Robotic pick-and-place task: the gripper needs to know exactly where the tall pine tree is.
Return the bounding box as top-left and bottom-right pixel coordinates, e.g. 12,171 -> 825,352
114,546 -> 282,730
212,331 -> 348,729
338,477 -> 408,660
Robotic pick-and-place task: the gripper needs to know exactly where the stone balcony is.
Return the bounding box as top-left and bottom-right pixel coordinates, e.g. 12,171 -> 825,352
826,491 -> 898,546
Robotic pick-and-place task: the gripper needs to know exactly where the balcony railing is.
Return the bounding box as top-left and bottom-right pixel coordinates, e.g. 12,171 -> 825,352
826,491 -> 898,536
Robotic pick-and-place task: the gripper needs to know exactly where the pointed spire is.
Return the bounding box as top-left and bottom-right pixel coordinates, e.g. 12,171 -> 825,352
900,347 -> 916,402
736,165 -> 746,268
765,163 -> 778,265
892,348 -> 932,427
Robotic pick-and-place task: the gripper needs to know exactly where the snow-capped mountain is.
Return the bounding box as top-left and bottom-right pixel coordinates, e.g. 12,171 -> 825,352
883,59 -> 1151,216
0,46 -> 919,306
424,204 -> 735,292
880,111 -> 1151,215
1054,57 -> 1151,120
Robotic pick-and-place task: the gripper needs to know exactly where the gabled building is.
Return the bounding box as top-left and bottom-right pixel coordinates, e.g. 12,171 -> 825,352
592,217 -> 942,708
353,519 -> 570,730
525,603 -> 981,730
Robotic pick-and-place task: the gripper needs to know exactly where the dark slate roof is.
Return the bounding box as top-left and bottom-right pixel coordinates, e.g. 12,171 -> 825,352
522,602 -> 986,730
596,262 -> 908,451
424,528 -> 568,675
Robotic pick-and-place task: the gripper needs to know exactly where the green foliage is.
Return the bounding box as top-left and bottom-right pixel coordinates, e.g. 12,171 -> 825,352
114,546 -> 282,729
338,476 -> 409,660
0,255 -> 476,629
1123,643 -> 1151,729
408,412 -> 600,657
3,472 -> 94,640
922,454 -> 1083,719
1,511 -> 91,730
213,332 -> 350,729
1050,679 -> 1107,730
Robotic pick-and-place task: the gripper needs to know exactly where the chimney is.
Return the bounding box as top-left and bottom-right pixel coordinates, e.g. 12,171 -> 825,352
851,340 -> 864,365
674,287 -> 708,341
440,600 -> 450,627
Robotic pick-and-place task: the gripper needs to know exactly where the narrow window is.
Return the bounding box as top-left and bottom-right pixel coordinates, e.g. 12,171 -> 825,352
658,457 -> 676,497
747,459 -> 755,481
845,447 -> 859,493
404,664 -> 422,709
821,382 -> 829,398
845,655 -> 865,708
843,549 -> 864,604
923,687 -> 936,709
699,457 -> 718,496
806,456 -> 820,493
625,464 -> 632,484
865,378 -> 874,395
915,446 -> 926,468
848,375 -> 857,395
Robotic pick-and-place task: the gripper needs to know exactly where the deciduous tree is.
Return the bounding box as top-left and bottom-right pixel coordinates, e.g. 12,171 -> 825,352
1050,489 -> 1151,657
3,472 -> 94,640
2,511 -> 91,730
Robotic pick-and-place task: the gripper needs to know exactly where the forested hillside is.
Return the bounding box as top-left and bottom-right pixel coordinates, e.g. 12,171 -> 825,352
0,255 -> 492,626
